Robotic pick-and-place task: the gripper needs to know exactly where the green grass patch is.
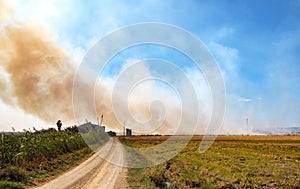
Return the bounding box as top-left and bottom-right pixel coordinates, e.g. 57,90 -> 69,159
0,181 -> 24,189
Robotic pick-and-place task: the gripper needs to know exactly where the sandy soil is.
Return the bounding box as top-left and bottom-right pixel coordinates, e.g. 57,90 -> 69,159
31,138 -> 128,189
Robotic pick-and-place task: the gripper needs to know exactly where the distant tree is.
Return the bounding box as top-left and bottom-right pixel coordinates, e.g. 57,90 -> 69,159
35,128 -> 56,134
107,131 -> 116,137
65,126 -> 79,133
56,120 -> 62,131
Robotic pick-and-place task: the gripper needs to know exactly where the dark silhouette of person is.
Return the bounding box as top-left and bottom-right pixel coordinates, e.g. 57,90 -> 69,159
56,120 -> 62,131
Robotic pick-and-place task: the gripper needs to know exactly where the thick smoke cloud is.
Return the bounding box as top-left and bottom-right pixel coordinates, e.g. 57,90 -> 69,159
0,0 -> 11,18
0,1 -> 209,134
0,26 -> 75,122
0,1 -> 78,123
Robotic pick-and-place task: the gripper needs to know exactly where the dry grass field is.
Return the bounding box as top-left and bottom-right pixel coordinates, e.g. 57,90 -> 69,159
122,135 -> 300,188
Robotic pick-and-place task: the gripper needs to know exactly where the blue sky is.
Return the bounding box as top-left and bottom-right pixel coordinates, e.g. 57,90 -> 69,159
1,0 -> 300,133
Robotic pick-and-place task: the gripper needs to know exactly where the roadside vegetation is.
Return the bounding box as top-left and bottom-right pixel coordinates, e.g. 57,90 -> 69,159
0,127 -> 92,189
123,136 -> 300,188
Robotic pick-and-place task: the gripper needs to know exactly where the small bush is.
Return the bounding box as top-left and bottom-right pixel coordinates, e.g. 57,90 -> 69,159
0,166 -> 28,182
64,126 -> 79,133
0,181 -> 24,189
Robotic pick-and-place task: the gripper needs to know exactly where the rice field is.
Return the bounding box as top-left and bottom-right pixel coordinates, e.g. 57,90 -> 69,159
123,135 -> 300,188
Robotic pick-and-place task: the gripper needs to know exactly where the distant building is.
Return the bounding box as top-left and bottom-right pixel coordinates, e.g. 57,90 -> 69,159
90,123 -> 105,133
99,125 -> 105,133
79,123 -> 105,133
126,128 -> 132,136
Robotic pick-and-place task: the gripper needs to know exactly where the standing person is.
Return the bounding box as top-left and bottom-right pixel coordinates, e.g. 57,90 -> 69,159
56,120 -> 62,131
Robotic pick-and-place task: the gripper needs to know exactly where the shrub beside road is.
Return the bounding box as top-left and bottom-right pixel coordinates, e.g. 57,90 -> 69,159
0,127 -> 92,189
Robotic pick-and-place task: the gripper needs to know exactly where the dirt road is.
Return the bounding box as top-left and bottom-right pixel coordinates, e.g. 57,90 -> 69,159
32,138 -> 128,189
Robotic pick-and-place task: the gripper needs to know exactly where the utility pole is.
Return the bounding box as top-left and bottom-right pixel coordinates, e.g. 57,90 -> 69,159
246,117 -> 249,135
123,120 -> 126,136
97,114 -> 103,127
100,114 -> 103,127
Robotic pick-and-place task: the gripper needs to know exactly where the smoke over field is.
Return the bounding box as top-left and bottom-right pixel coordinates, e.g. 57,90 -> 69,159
0,1 -> 211,135
0,1 -> 101,125
0,24 -> 75,122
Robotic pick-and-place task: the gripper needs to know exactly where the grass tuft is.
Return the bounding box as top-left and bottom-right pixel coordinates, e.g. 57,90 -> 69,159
0,181 -> 24,189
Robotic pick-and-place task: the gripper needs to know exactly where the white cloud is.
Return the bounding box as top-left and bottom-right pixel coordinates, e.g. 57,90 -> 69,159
214,27 -> 235,41
209,42 -> 239,73
256,97 -> 263,101
238,97 -> 251,102
208,41 -> 242,95
122,58 -> 143,71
